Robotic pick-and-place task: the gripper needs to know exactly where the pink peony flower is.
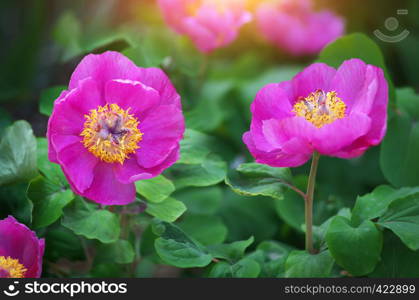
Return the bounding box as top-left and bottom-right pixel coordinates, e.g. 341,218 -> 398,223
47,51 -> 185,205
256,0 -> 344,55
243,59 -> 388,167
158,0 -> 252,53
0,216 -> 45,278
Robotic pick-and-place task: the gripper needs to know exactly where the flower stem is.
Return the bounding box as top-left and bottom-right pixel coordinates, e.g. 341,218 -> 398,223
305,152 -> 320,254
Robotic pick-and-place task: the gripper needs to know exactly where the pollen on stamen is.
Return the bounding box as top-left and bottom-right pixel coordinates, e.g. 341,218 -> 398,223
0,256 -> 27,278
292,90 -> 346,128
80,103 -> 143,164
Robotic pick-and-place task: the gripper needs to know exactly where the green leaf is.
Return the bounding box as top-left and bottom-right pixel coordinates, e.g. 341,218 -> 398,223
380,111 -> 419,187
176,129 -> 214,164
220,190 -> 278,243
153,221 -> 213,268
257,241 -> 293,277
226,162 -> 292,200
27,176 -> 74,229
285,250 -> 334,278
39,85 -> 66,116
275,189 -> 305,231
370,231 -> 419,278
326,216 -> 382,276
208,256 -> 261,278
352,185 -> 419,226
318,33 -> 386,70
62,197 -> 120,243
318,33 -> 394,102
145,197 -> 186,222
167,130 -> 227,189
313,208 -> 352,250
185,80 -> 234,132
396,88 -> 419,120
44,225 -> 84,262
170,155 -> 227,189
231,258 -> 261,278
36,138 -> 67,186
208,262 -> 232,278
0,183 -> 33,223
96,240 -> 135,264
208,236 -> 254,262
175,186 -> 222,215
378,194 -> 419,250
136,175 -> 175,203
178,215 -> 228,245
0,121 -> 38,185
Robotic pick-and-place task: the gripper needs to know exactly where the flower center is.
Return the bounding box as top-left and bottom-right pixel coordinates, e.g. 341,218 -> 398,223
0,256 -> 27,278
293,89 -> 346,128
80,103 -> 143,164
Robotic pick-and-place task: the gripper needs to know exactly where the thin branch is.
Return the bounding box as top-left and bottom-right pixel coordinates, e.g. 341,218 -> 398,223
278,179 -> 306,199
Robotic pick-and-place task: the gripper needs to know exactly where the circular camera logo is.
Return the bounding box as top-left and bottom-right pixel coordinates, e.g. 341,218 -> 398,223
374,9 -> 410,43
3,282 -> 20,297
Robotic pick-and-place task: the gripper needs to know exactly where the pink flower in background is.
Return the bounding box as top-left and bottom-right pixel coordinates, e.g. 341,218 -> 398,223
0,216 -> 45,278
243,59 -> 388,167
158,0 -> 252,53
256,0 -> 344,55
47,51 -> 185,205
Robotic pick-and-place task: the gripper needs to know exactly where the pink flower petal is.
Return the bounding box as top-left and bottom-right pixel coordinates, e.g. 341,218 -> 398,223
105,79 -> 161,120
291,63 -> 336,100
136,105 -> 184,169
115,145 -> 180,184
243,131 -> 312,167
0,216 -> 44,278
312,113 -> 372,155
83,163 -> 136,205
53,139 -> 99,193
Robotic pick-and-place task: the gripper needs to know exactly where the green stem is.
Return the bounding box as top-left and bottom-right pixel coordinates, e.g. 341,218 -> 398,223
305,152 -> 320,254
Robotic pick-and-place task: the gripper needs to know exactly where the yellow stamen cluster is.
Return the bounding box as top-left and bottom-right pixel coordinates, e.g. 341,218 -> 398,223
293,90 -> 346,128
81,103 -> 143,164
0,256 -> 27,278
